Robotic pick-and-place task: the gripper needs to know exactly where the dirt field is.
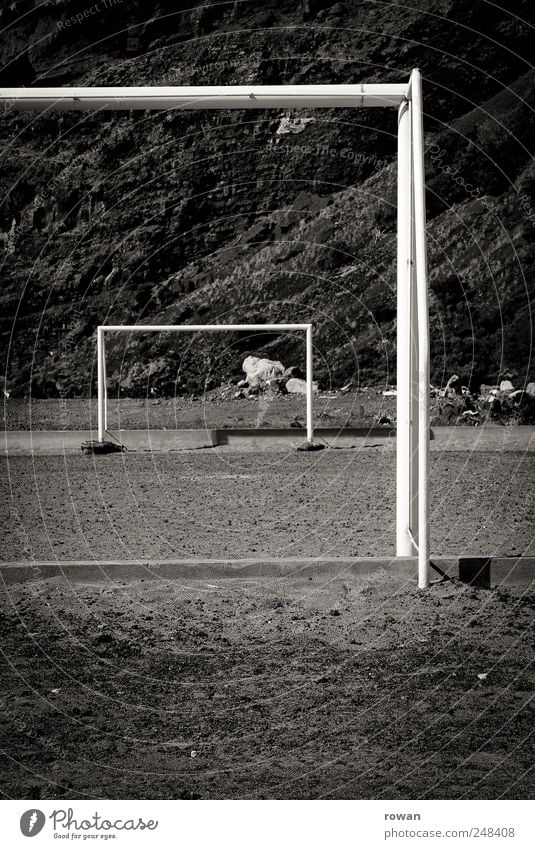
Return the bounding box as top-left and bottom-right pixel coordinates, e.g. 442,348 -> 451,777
1,393 -> 397,431
1,452 -> 534,561
1,573 -> 535,800
1,449 -> 534,800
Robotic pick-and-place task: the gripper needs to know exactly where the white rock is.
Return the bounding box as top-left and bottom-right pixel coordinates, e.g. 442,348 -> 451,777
286,378 -> 318,394
499,380 -> 514,393
526,382 -> 535,397
242,355 -> 284,387
286,377 -> 308,394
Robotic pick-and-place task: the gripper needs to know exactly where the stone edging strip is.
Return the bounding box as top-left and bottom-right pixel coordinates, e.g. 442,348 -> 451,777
1,556 -> 533,588
2,426 -> 535,455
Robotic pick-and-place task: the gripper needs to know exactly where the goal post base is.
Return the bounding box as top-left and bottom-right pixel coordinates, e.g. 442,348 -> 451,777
296,441 -> 325,452
81,439 -> 126,455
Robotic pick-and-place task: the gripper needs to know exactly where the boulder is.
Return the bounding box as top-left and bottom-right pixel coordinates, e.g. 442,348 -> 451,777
526,382 -> 535,398
242,355 -> 284,388
499,380 -> 514,393
286,377 -> 318,394
286,377 -> 308,394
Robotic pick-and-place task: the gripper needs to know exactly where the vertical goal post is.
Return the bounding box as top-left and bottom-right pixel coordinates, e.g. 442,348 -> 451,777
96,323 -> 314,444
0,69 -> 431,587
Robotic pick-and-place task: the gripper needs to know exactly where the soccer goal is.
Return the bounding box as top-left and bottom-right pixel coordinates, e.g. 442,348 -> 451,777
0,70 -> 430,586
96,322 -> 314,442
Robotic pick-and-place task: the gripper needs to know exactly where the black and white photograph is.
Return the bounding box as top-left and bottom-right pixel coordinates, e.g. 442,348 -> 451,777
0,0 -> 534,843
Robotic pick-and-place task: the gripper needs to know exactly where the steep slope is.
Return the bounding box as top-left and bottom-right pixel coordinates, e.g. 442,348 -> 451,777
0,0 -> 533,395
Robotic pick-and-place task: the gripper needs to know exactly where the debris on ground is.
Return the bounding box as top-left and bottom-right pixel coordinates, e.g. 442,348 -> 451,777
80,440 -> 126,455
275,115 -> 316,135
431,375 -> 535,425
378,414 -> 393,426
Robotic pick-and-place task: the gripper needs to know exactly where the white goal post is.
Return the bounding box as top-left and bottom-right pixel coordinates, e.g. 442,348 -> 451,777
96,323 -> 314,443
0,70 -> 430,587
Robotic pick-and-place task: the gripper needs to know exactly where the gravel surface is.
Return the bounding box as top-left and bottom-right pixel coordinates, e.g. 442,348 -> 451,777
1,574 -> 535,799
1,451 -> 533,561
2,395 -> 395,431
2,447 -> 534,800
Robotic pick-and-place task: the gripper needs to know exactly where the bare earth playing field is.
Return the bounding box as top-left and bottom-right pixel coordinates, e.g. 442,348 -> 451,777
1,452 -> 534,560
1,448 -> 534,799
1,573 -> 535,800
3,394 -> 395,431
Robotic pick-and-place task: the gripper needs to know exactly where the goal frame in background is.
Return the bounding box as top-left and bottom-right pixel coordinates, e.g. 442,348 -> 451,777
97,323 -> 314,443
0,70 -> 430,586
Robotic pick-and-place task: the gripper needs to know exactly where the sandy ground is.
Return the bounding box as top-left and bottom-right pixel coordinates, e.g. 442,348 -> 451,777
1,573 -> 535,800
1,448 -> 534,800
2,394 -> 397,431
1,452 -> 534,561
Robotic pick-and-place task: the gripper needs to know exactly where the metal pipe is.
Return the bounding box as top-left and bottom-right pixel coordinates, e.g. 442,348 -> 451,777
99,323 -> 312,332
0,84 -> 409,113
396,99 -> 416,557
97,327 -> 104,443
410,69 -> 431,589
306,325 -> 314,443
102,331 -> 108,433
409,154 -> 420,549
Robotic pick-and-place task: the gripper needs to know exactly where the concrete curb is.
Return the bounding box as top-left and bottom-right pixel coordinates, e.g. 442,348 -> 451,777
1,556 -> 533,587
2,426 -> 535,455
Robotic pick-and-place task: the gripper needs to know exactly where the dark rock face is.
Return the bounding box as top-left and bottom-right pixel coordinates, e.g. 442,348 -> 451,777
0,1 -> 534,397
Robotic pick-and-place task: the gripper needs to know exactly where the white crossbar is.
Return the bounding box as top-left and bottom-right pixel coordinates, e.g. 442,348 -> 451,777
0,84 -> 408,112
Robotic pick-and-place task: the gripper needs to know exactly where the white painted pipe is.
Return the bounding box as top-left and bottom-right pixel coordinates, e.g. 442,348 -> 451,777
97,327 -> 104,443
410,69 -> 431,589
99,324 -> 311,332
96,323 -> 314,445
396,99 -> 416,557
409,158 -> 420,550
0,84 -> 408,112
306,325 -> 314,443
102,332 -> 108,434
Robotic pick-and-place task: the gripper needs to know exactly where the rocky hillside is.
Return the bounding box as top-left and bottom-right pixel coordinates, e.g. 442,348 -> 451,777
0,0 -> 534,396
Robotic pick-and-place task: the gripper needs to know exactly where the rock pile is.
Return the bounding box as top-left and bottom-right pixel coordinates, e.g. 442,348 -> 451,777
234,355 -> 316,398
431,376 -> 535,425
